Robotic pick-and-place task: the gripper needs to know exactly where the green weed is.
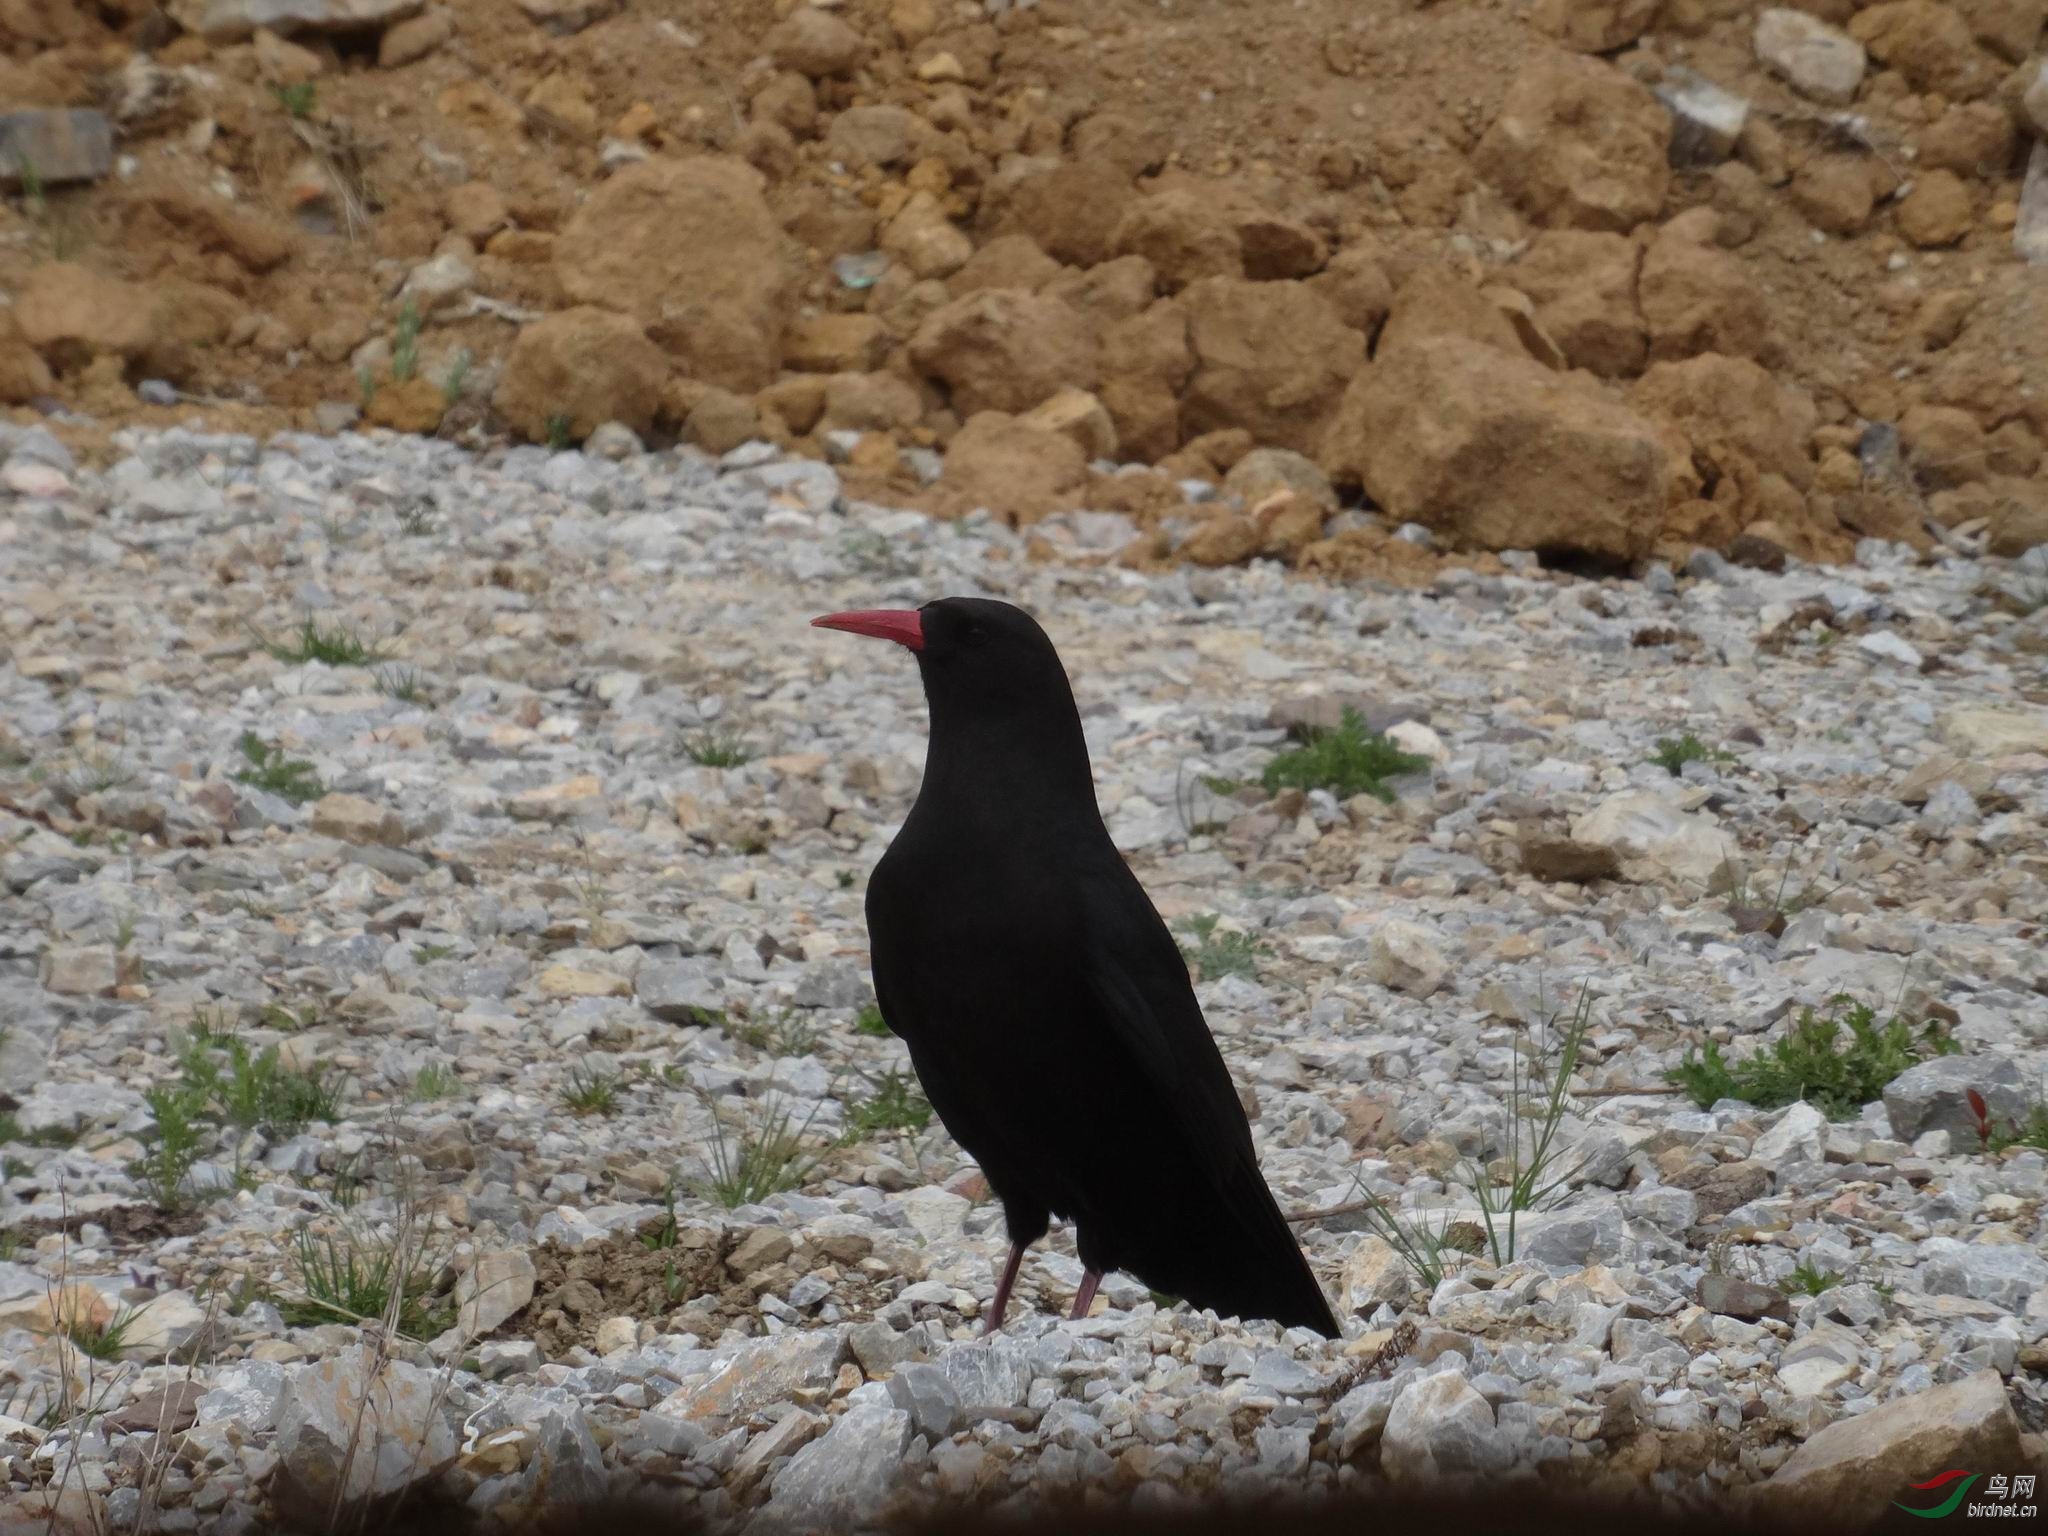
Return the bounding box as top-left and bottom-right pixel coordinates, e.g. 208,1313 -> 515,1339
232,732 -> 323,805
1177,913 -> 1263,982
264,616 -> 389,668
1261,708 -> 1429,804
697,1092 -> 823,1209
391,300 -> 422,382
843,1069 -> 932,1139
852,1004 -> 892,1038
1780,1260 -> 1845,1297
281,1226 -> 444,1338
560,1062 -> 622,1116
1667,997 -> 1959,1118
1649,733 -> 1734,776
272,82 -> 317,118
685,728 -> 752,768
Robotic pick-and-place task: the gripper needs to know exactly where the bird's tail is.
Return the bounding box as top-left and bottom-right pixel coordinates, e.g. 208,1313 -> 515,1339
1175,1158 -> 1341,1338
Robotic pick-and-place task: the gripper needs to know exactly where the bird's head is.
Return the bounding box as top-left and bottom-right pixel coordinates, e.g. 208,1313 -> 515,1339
811,596 -> 1075,722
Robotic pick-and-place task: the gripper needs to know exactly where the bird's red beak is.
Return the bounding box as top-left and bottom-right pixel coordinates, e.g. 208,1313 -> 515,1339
811,609 -> 925,652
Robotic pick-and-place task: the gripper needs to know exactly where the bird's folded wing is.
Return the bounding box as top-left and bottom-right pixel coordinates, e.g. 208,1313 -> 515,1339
1077,868 -> 1261,1176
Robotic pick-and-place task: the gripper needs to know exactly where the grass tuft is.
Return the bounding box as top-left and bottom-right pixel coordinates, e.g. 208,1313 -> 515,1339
1261,708 -> 1429,804
232,732 -> 324,805
282,1225 -> 444,1338
410,1063 -> 458,1101
697,1091 -> 824,1209
852,1003 -> 892,1038
730,1009 -> 819,1057
261,616 -> 390,668
559,1061 -> 622,1116
545,414 -> 573,451
843,1068 -> 932,1139
440,348 -> 472,406
1780,1260 -> 1845,1297
272,82 -> 316,118
59,1301 -> 147,1361
1649,733 -> 1734,776
685,728 -> 752,768
1177,913 -> 1263,982
1667,997 -> 1958,1118
391,300 -> 422,382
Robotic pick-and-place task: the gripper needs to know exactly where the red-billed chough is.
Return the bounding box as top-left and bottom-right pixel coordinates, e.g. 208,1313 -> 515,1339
814,597 -> 1339,1338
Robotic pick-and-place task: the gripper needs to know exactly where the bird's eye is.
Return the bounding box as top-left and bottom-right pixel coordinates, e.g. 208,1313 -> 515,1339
963,625 -> 990,647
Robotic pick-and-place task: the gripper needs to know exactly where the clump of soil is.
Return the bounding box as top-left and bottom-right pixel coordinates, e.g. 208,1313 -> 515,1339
5,0 -> 2047,567
513,1220 -> 895,1355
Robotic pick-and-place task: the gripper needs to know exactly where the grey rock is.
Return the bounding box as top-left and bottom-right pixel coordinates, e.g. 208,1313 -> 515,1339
636,959 -> 724,1022
1753,8 -> 1866,104
1381,1372 -> 1512,1481
764,1400 -> 911,1528
271,1347 -> 459,1513
168,0 -> 424,42
883,1362 -> 963,1439
0,110 -> 113,187
1883,1054 -> 2032,1144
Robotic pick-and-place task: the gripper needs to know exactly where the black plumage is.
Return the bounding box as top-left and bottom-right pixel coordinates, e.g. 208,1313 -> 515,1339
814,597 -> 1339,1338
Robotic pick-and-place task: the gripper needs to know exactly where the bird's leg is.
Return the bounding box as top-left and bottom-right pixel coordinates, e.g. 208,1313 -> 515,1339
1068,1268 -> 1102,1321
982,1241 -> 1029,1336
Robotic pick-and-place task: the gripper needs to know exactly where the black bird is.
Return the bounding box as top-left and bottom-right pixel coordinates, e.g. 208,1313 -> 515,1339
813,597 -> 1339,1338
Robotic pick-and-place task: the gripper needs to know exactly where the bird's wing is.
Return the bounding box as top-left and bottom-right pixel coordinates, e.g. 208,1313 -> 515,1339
1074,861 -> 1259,1173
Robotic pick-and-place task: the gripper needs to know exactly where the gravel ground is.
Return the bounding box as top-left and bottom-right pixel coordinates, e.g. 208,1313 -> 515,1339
2,422 -> 2046,1533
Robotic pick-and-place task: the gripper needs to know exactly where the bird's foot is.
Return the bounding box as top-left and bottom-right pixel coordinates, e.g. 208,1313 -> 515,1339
1068,1268 -> 1102,1321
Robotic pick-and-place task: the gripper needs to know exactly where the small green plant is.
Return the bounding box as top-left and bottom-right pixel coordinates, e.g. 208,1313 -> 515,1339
391,300 -> 422,382
262,615 -> 389,668
261,1003 -> 318,1032
697,1091 -> 824,1209
1260,708 -> 1429,804
0,1111 -> 19,1144
232,732 -> 323,805
1176,914 -> 1263,982
1667,997 -> 1959,1118
16,153 -> 45,218
560,1062 -> 622,1116
132,1084 -> 207,1211
641,1182 -> 680,1251
377,665 -> 428,704
1649,733 -> 1734,776
181,1030 -> 345,1136
411,1063 -> 458,1101
272,81 -> 317,118
412,942 -> 455,963
1780,1260 -> 1845,1297
282,1226 -> 444,1337
731,1009 -> 820,1058
843,1069 -> 933,1139
440,348 -> 472,406
357,366 -> 378,409
1346,1187 -> 1458,1293
545,414 -> 573,451
326,1149 -> 366,1212
852,1004 -> 892,1038
685,728 -> 752,769
1464,985 -> 1595,1266
836,869 -> 857,890
58,1301 -> 147,1362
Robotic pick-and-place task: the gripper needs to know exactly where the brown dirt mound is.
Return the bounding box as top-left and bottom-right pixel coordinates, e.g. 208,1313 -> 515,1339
5,0 -> 2048,565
